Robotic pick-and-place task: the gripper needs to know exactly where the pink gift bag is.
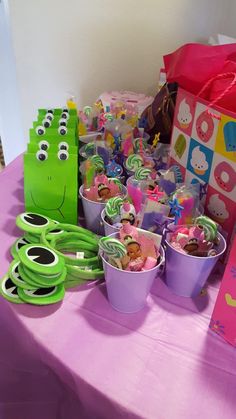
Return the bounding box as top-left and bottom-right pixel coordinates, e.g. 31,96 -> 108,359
210,235 -> 236,347
169,73 -> 236,258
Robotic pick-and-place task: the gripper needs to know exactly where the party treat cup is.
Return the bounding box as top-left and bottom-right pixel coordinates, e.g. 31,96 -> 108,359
79,185 -> 127,235
101,209 -> 120,236
100,231 -> 165,313
164,228 -> 226,298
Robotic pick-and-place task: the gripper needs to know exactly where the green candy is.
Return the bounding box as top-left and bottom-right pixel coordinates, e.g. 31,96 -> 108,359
90,154 -> 104,170
105,197 -> 124,219
134,167 -> 152,181
0,275 -> 24,304
125,154 -> 143,171
99,237 -> 127,259
195,215 -> 218,241
17,283 -> 65,305
18,244 -> 65,276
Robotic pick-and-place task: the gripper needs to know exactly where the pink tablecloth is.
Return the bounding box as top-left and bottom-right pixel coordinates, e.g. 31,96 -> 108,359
0,156 -> 236,419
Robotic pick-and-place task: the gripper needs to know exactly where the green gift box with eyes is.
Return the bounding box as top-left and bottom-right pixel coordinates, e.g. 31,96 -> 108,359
24,141 -> 78,225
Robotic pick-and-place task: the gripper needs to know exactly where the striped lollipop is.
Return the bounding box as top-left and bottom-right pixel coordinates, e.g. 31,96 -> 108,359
90,155 -> 104,170
99,237 -> 127,259
125,154 -> 143,171
84,142 -> 95,155
110,178 -> 123,191
195,215 -> 218,241
105,197 -> 124,219
134,167 -> 152,181
83,106 -> 92,117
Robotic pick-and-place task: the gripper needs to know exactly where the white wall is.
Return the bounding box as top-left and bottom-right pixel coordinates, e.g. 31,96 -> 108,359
0,0 -> 25,164
1,0 -> 232,162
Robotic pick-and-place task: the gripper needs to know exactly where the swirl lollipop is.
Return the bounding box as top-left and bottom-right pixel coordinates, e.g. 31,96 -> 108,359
125,154 -> 143,172
90,155 -> 105,171
195,216 -> 218,242
84,142 -> 95,156
83,106 -> 92,117
134,167 -> 152,181
99,237 -> 127,269
105,197 -> 124,219
110,178 -> 123,191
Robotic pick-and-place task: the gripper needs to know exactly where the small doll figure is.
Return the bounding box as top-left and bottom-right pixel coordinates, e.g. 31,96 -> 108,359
97,183 -> 111,201
124,235 -> 142,260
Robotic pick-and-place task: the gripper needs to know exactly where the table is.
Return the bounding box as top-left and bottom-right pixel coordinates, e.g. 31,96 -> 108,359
0,156 -> 236,419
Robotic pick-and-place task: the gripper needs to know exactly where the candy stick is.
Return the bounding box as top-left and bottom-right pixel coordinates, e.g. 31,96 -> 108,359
84,160 -> 96,188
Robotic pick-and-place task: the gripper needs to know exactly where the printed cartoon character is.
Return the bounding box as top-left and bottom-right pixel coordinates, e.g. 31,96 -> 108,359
196,111 -> 214,143
97,183 -> 111,200
120,213 -> 135,225
190,146 -> 208,176
214,161 -> 236,193
123,235 -> 142,260
207,194 -> 229,225
177,99 -> 192,129
24,142 -> 78,224
174,134 -> 186,159
223,121 -> 236,152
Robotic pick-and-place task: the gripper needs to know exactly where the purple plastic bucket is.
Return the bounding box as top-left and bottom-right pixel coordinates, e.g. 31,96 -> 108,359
79,185 -> 127,235
101,232 -> 165,313
101,209 -> 120,236
164,231 -> 226,297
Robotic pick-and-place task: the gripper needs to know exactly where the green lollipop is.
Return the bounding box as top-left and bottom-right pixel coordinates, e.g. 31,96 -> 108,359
18,244 -> 65,276
17,283 -> 65,305
0,275 -> 24,304
134,167 -> 152,181
105,197 -> 124,219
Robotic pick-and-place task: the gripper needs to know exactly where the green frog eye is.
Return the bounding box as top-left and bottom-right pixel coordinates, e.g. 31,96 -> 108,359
0,275 -> 23,303
17,283 -> 65,305
36,150 -> 48,161
36,125 -> 45,136
59,118 -> 67,126
42,118 -> 51,128
58,126 -> 67,136
47,108 -> 54,114
18,244 -> 64,275
61,112 -> 69,120
58,141 -> 69,151
45,112 -> 54,121
39,140 -> 49,151
58,150 -> 69,161
16,212 -> 52,232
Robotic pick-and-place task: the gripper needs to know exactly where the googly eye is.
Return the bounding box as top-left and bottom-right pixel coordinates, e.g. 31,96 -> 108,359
62,108 -> 69,113
59,118 -> 67,126
47,109 -> 54,114
58,126 -> 67,136
42,118 -> 51,128
61,112 -> 69,120
35,126 -> 45,136
39,140 -> 49,151
45,113 -> 54,121
58,141 -> 69,151
36,150 -> 48,161
58,150 -> 69,161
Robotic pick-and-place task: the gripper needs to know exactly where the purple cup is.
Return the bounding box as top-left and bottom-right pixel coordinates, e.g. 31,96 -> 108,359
101,209 -> 120,236
164,231 -> 226,297
79,185 -> 127,235
101,232 -> 165,313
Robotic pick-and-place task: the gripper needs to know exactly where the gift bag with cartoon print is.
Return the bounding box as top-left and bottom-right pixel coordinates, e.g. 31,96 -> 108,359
169,73 -> 236,256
